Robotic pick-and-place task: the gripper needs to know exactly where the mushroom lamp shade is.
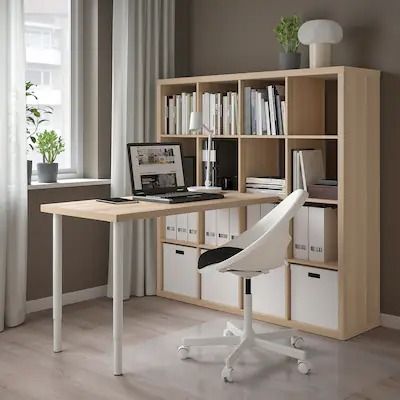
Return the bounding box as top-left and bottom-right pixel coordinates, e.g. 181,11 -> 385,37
298,20 -> 343,68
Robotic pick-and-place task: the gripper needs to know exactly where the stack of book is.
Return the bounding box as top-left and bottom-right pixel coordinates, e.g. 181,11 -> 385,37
244,84 -> 286,135
201,91 -> 239,135
246,176 -> 286,196
163,92 -> 197,135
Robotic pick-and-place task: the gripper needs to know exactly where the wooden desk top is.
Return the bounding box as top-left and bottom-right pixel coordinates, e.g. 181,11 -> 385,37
40,192 -> 278,223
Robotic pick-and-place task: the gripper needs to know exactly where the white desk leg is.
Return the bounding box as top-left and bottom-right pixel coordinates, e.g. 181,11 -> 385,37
53,214 -> 62,353
113,221 -> 123,376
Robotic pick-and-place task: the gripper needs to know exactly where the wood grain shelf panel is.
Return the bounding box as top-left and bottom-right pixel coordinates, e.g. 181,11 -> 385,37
288,258 -> 339,271
306,198 -> 338,205
288,135 -> 338,139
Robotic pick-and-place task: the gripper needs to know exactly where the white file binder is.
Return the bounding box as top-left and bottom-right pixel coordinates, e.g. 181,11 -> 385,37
176,213 -> 188,242
205,210 -> 217,246
293,206 -> 309,260
308,206 -> 338,262
217,208 -> 230,246
187,212 -> 199,243
165,215 -> 177,240
229,208 -> 240,240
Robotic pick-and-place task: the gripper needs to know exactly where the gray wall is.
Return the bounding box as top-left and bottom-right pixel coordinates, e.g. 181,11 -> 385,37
28,185 -> 110,300
176,0 -> 400,316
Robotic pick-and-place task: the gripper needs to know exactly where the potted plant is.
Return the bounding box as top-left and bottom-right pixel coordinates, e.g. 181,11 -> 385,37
36,129 -> 65,183
26,81 -> 53,184
274,15 -> 302,69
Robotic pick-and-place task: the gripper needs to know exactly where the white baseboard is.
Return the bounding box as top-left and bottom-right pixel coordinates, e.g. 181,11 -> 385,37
381,313 -> 400,330
27,285 -> 108,314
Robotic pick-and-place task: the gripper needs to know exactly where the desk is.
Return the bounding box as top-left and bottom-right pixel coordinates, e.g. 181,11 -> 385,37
40,192 -> 276,375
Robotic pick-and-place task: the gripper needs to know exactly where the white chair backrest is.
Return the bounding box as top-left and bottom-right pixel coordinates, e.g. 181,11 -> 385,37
214,190 -> 308,273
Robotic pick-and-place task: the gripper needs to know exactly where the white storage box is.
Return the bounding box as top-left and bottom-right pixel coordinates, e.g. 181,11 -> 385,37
163,244 -> 199,297
200,250 -> 240,308
252,265 -> 286,318
290,264 -> 338,330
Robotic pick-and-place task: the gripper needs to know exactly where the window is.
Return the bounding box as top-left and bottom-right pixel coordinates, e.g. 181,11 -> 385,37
24,0 -> 82,177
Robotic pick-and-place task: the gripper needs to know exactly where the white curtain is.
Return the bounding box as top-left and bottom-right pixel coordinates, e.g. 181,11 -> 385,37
108,0 -> 175,298
0,0 -> 28,331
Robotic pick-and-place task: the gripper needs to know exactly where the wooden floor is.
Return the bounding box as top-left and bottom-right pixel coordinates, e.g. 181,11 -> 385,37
0,296 -> 399,400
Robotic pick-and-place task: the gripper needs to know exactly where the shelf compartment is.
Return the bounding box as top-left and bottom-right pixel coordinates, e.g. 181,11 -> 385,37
240,138 -> 285,193
159,83 -> 197,136
286,138 -> 338,194
287,76 -> 338,136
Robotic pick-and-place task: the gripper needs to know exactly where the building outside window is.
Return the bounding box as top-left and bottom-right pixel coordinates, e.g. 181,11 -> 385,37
24,0 -> 82,177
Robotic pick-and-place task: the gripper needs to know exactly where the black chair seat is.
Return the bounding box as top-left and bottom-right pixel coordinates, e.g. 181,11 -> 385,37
198,247 -> 243,270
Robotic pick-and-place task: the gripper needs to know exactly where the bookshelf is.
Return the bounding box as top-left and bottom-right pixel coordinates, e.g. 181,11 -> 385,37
156,66 -> 380,340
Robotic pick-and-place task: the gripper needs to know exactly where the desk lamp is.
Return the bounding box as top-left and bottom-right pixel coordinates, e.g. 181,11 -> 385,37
187,111 -> 222,193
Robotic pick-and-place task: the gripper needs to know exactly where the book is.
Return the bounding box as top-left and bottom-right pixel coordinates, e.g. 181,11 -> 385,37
168,96 -> 175,135
176,95 -> 181,134
244,87 -> 251,134
267,85 -> 277,135
246,176 -> 285,185
299,149 -> 325,191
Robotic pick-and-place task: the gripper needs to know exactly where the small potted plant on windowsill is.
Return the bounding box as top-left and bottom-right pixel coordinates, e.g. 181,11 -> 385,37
36,129 -> 65,183
26,81 -> 53,184
274,15 -> 302,69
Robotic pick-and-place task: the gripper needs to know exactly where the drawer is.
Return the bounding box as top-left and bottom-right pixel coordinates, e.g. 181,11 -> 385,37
252,265 -> 286,318
290,264 -> 338,330
163,244 -> 199,298
200,250 -> 240,307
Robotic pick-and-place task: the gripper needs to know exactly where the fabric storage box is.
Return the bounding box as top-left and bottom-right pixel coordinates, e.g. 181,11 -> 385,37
290,264 -> 338,330
252,265 -> 286,318
163,243 -> 199,297
200,249 -> 240,308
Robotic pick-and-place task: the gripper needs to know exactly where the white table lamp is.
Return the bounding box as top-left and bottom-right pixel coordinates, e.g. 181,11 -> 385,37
188,111 -> 222,193
298,19 -> 343,68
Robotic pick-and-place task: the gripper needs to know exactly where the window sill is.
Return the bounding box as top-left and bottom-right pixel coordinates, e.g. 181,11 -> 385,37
28,178 -> 111,191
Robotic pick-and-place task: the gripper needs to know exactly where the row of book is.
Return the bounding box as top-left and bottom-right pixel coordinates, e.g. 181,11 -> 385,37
245,176 -> 286,197
244,85 -> 286,135
201,92 -> 239,136
164,92 -> 197,135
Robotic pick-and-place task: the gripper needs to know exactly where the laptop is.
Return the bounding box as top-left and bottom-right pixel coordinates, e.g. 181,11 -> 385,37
127,143 -> 224,204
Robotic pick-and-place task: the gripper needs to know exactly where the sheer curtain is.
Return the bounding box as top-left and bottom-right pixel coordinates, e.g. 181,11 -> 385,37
108,0 -> 175,298
0,0 -> 28,331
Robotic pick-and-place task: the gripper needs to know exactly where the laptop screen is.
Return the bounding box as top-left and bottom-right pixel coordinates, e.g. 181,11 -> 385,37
127,143 -> 185,194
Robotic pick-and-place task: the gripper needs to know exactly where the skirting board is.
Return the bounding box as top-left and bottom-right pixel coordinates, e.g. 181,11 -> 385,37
26,290 -> 400,331
381,313 -> 400,330
27,285 -> 108,314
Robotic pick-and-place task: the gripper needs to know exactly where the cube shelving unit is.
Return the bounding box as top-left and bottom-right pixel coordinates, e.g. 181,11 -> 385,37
156,66 -> 380,340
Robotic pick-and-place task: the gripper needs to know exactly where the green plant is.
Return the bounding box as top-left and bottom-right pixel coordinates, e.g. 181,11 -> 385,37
26,81 -> 53,150
274,15 -> 302,53
36,129 -> 65,163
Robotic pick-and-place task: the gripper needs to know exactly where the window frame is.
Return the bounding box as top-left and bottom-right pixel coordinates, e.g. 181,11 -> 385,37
29,0 -> 83,180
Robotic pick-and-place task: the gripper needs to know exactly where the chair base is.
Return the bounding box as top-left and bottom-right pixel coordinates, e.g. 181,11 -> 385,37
178,287 -> 311,382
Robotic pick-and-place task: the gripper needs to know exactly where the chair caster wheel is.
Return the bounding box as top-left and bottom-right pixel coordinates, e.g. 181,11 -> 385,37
177,345 -> 189,360
223,329 -> 234,337
291,335 -> 305,349
221,366 -> 234,383
297,360 -> 311,375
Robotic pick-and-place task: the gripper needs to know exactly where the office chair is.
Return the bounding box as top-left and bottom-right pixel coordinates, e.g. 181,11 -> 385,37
177,189 -> 311,382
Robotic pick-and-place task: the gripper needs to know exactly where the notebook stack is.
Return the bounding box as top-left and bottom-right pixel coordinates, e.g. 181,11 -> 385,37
246,177 -> 286,197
